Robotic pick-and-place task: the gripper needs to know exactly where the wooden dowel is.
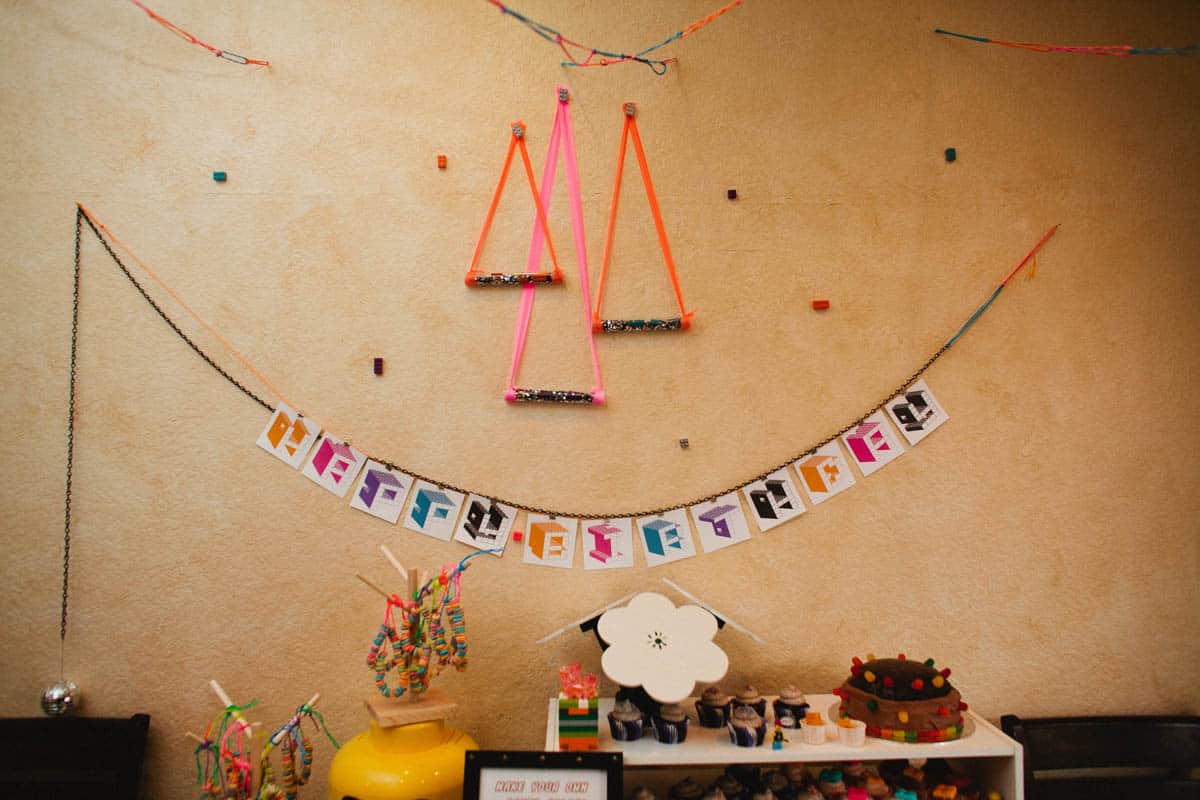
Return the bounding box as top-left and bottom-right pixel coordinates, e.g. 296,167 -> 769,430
357,572 -> 392,600
186,731 -> 207,744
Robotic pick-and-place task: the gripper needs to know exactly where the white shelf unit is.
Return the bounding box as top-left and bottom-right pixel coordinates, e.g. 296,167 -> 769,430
545,694 -> 1024,799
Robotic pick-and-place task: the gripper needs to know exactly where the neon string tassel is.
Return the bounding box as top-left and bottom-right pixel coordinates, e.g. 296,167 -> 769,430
130,0 -> 270,66
486,0 -> 744,73
935,28 -> 1198,57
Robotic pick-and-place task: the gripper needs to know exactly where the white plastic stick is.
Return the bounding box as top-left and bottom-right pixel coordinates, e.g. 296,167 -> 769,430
379,545 -> 407,578
535,590 -> 639,644
660,578 -> 767,645
209,679 -> 254,731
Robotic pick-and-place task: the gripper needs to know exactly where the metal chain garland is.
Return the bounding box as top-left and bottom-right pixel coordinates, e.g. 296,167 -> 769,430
59,209 -> 83,668
77,205 -> 958,521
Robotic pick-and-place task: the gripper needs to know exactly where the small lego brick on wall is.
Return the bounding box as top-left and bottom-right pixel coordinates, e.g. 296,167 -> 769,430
812,299 -> 831,310
212,171 -> 227,182
373,357 -> 383,376
437,154 -> 447,169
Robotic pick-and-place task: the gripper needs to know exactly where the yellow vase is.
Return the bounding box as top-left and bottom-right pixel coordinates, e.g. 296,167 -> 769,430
327,718 -> 478,800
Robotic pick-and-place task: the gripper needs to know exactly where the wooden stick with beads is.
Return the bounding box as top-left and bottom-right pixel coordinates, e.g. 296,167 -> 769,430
360,547 -> 498,701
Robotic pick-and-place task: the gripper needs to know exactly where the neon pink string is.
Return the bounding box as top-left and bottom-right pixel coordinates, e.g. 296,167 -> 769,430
560,95 -> 605,398
507,101 -> 564,395
506,88 -> 605,402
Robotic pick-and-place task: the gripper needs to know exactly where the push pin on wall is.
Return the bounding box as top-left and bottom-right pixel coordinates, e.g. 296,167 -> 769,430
437,154 -> 447,169
944,147 -> 957,163
373,357 -> 383,376
212,171 -> 227,182
812,299 -> 830,310
512,530 -> 524,543
727,189 -> 737,200
679,438 -> 689,449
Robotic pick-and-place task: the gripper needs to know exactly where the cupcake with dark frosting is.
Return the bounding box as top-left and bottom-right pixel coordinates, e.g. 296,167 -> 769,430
607,698 -> 646,741
669,777 -> 706,800
653,703 -> 689,744
733,685 -> 767,717
696,685 -> 733,728
714,774 -> 746,800
772,686 -> 809,728
727,705 -> 767,747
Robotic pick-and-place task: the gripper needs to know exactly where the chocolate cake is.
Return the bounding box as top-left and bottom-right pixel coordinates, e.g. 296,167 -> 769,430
834,654 -> 967,742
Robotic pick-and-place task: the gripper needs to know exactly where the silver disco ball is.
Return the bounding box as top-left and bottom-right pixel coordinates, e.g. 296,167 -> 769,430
41,680 -> 81,716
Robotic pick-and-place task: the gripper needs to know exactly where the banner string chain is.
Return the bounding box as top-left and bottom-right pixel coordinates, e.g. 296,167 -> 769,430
77,207 -> 274,415
74,203 -> 1055,520
486,0 -> 744,74
934,28 -> 1198,56
59,207 -> 83,680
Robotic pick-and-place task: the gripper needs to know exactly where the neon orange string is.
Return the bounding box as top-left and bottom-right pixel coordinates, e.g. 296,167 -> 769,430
129,0 -> 270,66
593,113 -> 631,325
593,103 -> 694,326
77,204 -> 293,408
466,123 -> 563,283
680,0 -> 744,37
1000,224 -> 1058,286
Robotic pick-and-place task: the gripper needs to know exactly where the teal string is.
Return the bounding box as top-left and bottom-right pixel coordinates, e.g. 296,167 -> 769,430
944,285 -> 1004,349
934,28 -> 991,44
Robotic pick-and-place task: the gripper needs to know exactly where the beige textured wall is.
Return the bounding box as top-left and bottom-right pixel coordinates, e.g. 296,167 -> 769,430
2,1 -> 1198,797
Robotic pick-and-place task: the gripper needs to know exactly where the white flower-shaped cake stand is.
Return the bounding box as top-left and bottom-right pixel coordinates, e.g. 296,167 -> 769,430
597,592 -> 729,704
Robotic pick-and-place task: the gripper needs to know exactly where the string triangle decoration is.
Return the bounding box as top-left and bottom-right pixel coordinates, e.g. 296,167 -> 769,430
505,88 -> 606,405
465,122 -> 564,287
592,102 -> 696,334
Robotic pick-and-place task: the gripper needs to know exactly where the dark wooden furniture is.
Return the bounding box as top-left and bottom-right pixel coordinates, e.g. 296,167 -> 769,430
1001,714 -> 1200,800
0,713 -> 150,799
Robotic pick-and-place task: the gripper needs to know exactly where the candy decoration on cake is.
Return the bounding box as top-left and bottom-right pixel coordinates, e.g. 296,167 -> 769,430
833,653 -> 966,742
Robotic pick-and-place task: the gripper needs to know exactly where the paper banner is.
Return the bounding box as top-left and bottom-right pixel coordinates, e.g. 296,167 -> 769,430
635,509 -> 696,567
741,468 -> 806,532
256,403 -> 320,469
795,441 -> 857,507
301,433 -> 367,498
455,494 -> 517,555
689,493 -> 752,553
522,514 -> 578,569
886,378 -> 949,446
841,410 -> 905,477
581,518 -> 635,570
403,480 -> 466,542
349,460 -> 413,523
